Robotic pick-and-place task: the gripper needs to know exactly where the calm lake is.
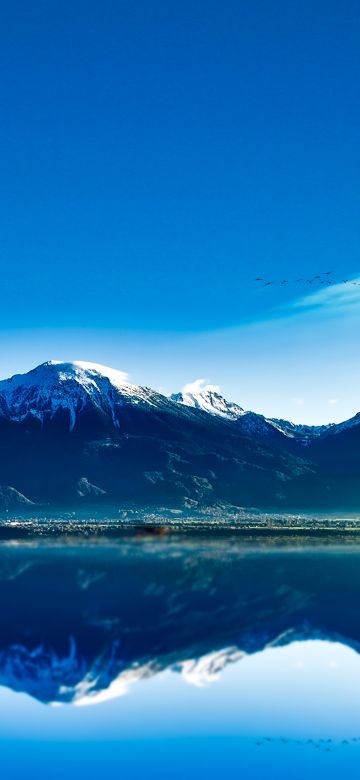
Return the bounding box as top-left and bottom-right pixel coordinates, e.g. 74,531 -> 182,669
0,532 -> 360,779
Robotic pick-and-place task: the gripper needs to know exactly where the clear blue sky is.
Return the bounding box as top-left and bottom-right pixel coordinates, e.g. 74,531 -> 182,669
1,1 -> 359,422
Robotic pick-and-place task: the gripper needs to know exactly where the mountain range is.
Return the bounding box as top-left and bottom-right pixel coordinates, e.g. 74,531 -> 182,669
0,360 -> 359,511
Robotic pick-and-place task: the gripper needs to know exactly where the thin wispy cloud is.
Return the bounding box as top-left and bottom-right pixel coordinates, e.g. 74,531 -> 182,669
289,277 -> 360,316
182,378 -> 221,395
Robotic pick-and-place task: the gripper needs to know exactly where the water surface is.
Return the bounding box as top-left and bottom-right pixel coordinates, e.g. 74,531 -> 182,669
0,533 -> 360,778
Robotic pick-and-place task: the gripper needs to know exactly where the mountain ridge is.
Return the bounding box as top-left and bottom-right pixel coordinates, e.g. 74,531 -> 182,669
1,360 -> 358,433
0,361 -> 359,511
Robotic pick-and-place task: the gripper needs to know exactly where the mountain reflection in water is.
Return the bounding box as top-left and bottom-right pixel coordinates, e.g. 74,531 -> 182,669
0,535 -> 359,706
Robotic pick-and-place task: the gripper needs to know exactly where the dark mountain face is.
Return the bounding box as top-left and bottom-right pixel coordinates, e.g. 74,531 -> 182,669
0,398 -> 311,508
0,360 -> 359,511
0,541 -> 359,705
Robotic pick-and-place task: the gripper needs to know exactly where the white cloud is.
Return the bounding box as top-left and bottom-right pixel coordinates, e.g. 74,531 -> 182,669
73,361 -> 130,386
328,398 -> 339,406
182,378 -> 221,395
289,276 -> 360,316
292,397 -> 305,406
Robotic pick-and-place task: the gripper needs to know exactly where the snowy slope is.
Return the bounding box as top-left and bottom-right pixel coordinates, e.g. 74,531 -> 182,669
171,388 -> 360,441
170,390 -> 246,420
266,418 -> 332,441
170,389 -> 295,437
322,411 -> 360,437
0,361 -> 171,431
1,360 -> 360,443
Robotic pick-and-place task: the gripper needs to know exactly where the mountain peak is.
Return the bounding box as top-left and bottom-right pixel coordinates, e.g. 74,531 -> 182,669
23,360 -> 131,389
0,361 -> 143,431
170,388 -> 245,420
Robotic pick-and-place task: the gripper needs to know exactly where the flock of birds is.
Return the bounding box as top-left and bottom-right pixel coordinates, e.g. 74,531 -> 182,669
253,271 -> 360,287
253,735 -> 360,751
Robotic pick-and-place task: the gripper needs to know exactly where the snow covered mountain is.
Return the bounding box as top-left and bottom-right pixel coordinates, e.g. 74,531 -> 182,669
170,389 -> 292,438
0,360 -> 360,510
170,387 -> 360,441
1,360 -> 359,441
170,389 -> 246,420
0,361 -> 313,444
0,361 -> 171,431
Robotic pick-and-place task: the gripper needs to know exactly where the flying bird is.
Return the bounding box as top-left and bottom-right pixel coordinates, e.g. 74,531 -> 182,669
252,270 -> 351,289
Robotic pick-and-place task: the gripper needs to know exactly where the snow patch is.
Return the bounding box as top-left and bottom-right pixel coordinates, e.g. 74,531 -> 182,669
170,389 -> 245,420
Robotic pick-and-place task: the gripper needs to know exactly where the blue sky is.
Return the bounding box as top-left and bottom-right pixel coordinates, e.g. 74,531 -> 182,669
1,1 -> 359,423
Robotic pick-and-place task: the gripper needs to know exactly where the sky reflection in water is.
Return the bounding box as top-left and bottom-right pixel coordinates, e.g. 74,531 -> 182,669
0,535 -> 360,779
